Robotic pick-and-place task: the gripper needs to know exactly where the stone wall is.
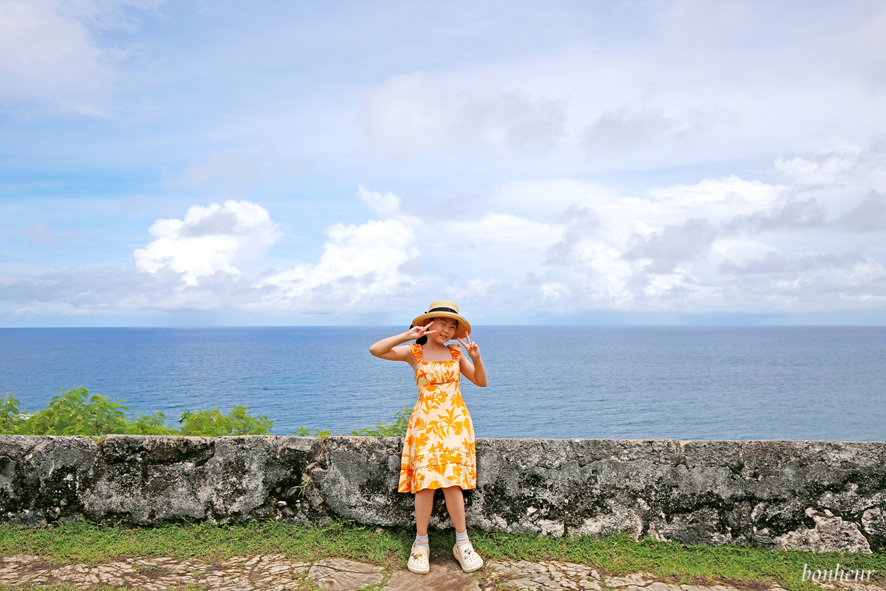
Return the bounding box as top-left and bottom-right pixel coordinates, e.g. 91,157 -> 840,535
1,435 -> 884,553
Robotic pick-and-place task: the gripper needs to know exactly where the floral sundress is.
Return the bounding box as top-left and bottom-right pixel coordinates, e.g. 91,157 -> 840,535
398,343 -> 477,493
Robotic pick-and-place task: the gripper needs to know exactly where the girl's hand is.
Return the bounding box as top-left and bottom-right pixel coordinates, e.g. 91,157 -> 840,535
406,321 -> 435,340
457,334 -> 487,387
457,334 -> 481,361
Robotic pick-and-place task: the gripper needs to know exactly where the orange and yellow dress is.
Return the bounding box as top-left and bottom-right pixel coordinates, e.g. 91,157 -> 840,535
398,343 -> 477,493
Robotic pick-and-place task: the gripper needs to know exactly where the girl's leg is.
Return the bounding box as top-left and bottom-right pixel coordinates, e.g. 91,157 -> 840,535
409,489 -> 435,575
414,488 -> 435,536
444,486 -> 484,572
441,486 -> 466,532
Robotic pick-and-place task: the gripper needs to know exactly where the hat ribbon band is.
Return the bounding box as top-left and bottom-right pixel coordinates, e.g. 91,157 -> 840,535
427,306 -> 458,315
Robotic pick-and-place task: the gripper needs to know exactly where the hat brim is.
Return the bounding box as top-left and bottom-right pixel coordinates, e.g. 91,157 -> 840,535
411,312 -> 471,340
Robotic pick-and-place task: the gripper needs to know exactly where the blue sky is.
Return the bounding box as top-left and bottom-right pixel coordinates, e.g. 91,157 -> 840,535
1,0 -> 885,327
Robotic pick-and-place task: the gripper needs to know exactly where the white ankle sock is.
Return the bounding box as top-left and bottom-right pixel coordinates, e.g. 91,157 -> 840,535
455,530 -> 470,547
414,533 -> 429,547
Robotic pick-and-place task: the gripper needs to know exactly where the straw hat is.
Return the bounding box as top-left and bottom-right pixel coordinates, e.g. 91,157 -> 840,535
411,299 -> 471,340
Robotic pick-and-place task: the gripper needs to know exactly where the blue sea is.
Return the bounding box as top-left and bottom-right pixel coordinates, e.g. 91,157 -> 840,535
1,326 -> 884,441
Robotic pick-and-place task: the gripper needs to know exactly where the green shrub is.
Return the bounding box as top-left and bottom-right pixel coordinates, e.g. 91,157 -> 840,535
291,426 -> 333,437
132,411 -> 177,435
12,387 -> 133,436
347,406 -> 412,437
292,405 -> 412,437
0,387 -> 272,437
0,394 -> 24,434
0,387 -> 409,438
177,405 -> 274,436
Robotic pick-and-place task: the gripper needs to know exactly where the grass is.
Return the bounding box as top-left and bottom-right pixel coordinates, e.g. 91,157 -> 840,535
470,530 -> 885,590
0,520 -> 407,568
1,520 -> 883,591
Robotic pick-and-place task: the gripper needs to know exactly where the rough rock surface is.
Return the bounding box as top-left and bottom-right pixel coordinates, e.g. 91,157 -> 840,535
2,435 -> 885,552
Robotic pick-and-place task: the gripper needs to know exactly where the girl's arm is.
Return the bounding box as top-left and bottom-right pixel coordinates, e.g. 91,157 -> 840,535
369,323 -> 434,364
457,335 -> 487,387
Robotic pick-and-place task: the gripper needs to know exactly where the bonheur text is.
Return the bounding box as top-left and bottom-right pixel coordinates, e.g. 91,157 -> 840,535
802,564 -> 875,583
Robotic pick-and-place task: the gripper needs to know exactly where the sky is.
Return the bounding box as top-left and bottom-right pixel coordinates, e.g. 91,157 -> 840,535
1,0 -> 885,327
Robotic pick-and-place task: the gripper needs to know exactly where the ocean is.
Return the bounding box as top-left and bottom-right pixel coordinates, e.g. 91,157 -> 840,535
1,326 -> 884,441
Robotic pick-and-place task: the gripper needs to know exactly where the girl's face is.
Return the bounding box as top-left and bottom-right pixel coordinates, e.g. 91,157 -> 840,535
427,317 -> 458,343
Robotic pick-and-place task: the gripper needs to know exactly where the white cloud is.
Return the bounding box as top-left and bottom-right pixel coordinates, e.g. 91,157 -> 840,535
649,176 -> 782,210
362,72 -> 565,159
430,212 -> 559,282
459,142 -> 886,316
5,137 -> 886,323
256,218 -> 420,310
134,200 -> 280,285
0,0 -> 161,113
583,107 -> 724,157
662,0 -> 760,49
454,212 -> 556,248
490,179 -> 618,220
358,185 -> 402,218
843,4 -> 886,89
775,143 -> 883,189
839,191 -> 886,233
624,218 -> 719,274
355,3 -> 886,173
0,0 -> 108,112
768,140 -> 886,231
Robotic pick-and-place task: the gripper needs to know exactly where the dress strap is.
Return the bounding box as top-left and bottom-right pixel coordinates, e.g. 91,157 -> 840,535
448,344 -> 461,361
410,343 -> 423,363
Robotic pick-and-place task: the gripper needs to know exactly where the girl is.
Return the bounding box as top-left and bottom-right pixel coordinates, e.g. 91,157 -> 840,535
369,300 -> 487,575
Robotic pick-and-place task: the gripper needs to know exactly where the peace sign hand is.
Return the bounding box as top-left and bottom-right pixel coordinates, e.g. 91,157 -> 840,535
406,321 -> 435,340
457,334 -> 481,361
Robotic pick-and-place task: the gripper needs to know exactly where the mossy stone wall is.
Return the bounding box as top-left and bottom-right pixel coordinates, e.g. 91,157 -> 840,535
1,435 -> 884,552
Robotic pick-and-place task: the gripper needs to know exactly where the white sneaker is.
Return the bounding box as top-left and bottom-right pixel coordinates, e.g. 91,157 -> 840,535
407,544 -> 430,575
453,542 -> 484,573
